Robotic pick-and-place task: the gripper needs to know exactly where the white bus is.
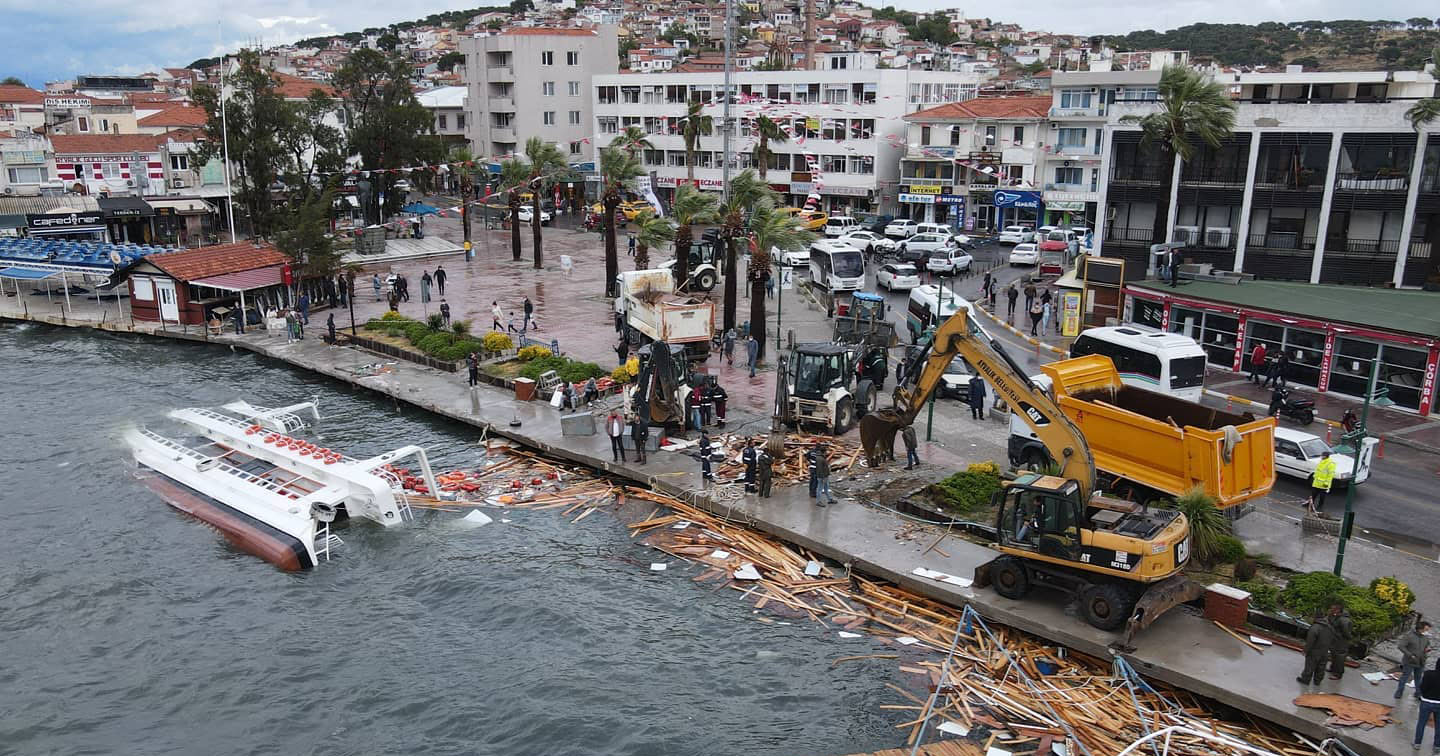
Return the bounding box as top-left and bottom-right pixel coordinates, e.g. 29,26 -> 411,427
808,239 -> 865,291
1068,325 -> 1207,401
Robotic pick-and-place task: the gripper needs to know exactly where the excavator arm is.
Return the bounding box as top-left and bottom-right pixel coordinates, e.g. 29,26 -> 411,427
859,309 -> 1097,496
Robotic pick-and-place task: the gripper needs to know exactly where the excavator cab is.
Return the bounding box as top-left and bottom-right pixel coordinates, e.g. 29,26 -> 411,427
995,474 -> 1085,562
782,343 -> 876,434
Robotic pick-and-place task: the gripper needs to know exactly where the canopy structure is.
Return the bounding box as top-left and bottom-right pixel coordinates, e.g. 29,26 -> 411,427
191,264 -> 285,293
146,198 -> 216,215
0,267 -> 59,280
401,202 -> 439,216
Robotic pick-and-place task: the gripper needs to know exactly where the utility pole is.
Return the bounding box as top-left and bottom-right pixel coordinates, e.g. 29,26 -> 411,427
1333,359 -> 1385,576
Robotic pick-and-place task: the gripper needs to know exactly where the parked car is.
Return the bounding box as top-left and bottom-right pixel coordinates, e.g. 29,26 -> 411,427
898,232 -> 956,258
779,246 -> 811,266
1009,242 -> 1039,266
393,179 -> 412,193
875,262 -> 921,291
840,230 -> 898,256
863,214 -> 896,234
798,210 -> 828,231
915,223 -> 969,243
997,225 -> 1034,245
824,216 -> 861,237
926,248 -> 974,276
517,206 -> 552,225
939,356 -> 973,400
884,218 -> 920,239
1038,229 -> 1077,253
1273,427 -> 1376,488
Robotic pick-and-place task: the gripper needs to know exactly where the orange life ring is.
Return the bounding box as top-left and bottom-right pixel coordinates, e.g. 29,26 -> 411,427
324,457 -> 336,464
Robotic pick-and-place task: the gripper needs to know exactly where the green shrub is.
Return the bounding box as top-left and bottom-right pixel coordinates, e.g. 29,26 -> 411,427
1337,585 -> 1395,642
1213,535 -> 1247,564
930,462 -> 1002,514
426,313 -> 446,331
451,320 -> 472,339
402,322 -> 429,343
1369,576 -> 1416,619
1166,487 -> 1231,564
557,360 -> 607,383
431,339 -> 484,362
518,355 -> 569,380
1281,571 -> 1347,619
415,332 -> 452,354
1236,580 -> 1278,612
379,310 -> 406,321
517,344 -> 552,361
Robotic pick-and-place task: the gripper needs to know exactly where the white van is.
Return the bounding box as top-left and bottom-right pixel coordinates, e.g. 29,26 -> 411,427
1069,325 -> 1208,401
824,216 -> 860,237
808,239 -> 866,291
905,284 -> 985,343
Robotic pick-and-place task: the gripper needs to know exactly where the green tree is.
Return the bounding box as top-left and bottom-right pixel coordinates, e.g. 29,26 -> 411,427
1406,97 -> 1440,131
1,76 -> 25,86
751,116 -> 788,180
276,90 -> 345,204
1379,44 -> 1403,68
192,50 -> 290,236
1120,65 -> 1236,248
273,185 -> 340,296
1407,17 -> 1433,29
716,170 -> 773,330
680,98 -> 712,181
631,209 -> 674,270
599,145 -> 643,296
449,145 -> 482,246
377,32 -> 400,51
499,157 -> 529,262
614,125 -> 653,154
747,200 -> 815,360
437,51 -> 466,72
669,184 -> 719,291
523,136 -> 568,269
333,47 -> 445,225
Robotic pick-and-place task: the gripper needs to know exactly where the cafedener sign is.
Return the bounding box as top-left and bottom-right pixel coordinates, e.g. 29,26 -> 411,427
27,211 -> 104,229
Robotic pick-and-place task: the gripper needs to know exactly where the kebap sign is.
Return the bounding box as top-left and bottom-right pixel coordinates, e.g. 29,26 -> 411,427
992,190 -> 1042,210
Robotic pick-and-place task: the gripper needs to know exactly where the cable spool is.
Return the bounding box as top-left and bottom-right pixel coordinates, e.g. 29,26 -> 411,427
310,502 -> 338,523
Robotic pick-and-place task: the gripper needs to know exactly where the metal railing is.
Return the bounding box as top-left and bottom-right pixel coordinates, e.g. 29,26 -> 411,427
1324,238 -> 1403,255
1334,172 -> 1410,191
1179,170 -> 1248,186
1105,226 -> 1158,243
1246,233 -> 1317,251
1110,169 -> 1167,184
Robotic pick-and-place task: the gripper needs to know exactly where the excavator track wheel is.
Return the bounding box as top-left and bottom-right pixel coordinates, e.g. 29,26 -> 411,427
1080,583 -> 1134,632
989,557 -> 1031,600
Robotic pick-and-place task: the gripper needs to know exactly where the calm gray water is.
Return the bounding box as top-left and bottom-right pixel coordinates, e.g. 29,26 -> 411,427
0,325 -> 905,756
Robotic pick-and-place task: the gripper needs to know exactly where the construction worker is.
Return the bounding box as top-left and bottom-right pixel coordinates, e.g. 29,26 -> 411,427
1297,605 -> 1338,685
742,440 -> 758,492
756,446 -> 774,498
901,424 -> 919,470
1329,604 -> 1354,681
1307,451 -> 1337,515
698,431 -> 715,483
630,414 -> 648,465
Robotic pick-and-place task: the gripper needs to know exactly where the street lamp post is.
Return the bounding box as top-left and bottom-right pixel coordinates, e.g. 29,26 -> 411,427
1332,359 -> 1387,576
774,254 -> 783,354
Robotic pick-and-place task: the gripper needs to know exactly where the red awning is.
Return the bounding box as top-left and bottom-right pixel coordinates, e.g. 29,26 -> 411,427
191,264 -> 285,292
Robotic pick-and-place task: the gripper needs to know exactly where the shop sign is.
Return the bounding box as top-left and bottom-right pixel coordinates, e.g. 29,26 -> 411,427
789,182 -> 814,195
1420,349 -> 1438,415
993,190 -> 1042,209
27,211 -> 103,229
1047,200 -> 1086,211
822,185 -> 870,197
897,193 -> 935,204
937,194 -> 966,203
1318,332 -> 1336,393
657,177 -> 725,189
907,184 -> 942,194
1061,292 -> 1082,337
44,97 -> 91,109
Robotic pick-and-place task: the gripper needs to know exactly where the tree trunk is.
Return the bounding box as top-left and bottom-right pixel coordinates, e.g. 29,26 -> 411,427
1150,148 -> 1176,250
674,224 -> 692,291
748,277 -> 767,361
531,190 -> 544,269
604,191 -> 620,296
722,234 -> 738,331
757,134 -> 768,180
635,243 -> 649,270
686,144 -> 695,181
509,192 -> 522,261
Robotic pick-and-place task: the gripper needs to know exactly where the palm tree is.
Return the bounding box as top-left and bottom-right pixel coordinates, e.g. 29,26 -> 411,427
680,98 -> 712,181
615,125 -> 653,155
747,200 -> 815,361
669,184 -> 720,291
1406,98 -> 1440,132
631,210 -> 674,270
449,146 -> 478,248
599,145 -> 643,297
498,157 -> 529,262
716,169 -> 774,330
752,116 -> 788,180
1119,65 -> 1237,247
523,137 -> 568,270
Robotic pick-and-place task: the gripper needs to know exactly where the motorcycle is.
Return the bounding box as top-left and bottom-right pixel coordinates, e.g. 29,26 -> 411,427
1268,386 -> 1315,425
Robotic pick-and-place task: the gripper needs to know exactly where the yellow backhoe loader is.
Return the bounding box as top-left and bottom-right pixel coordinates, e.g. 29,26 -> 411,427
858,309 -> 1202,642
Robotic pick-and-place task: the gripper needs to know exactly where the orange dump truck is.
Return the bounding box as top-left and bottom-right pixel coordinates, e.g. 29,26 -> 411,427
1007,355 -> 1275,507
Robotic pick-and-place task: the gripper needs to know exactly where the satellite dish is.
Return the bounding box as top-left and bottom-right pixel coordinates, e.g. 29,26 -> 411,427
108,251 -> 123,265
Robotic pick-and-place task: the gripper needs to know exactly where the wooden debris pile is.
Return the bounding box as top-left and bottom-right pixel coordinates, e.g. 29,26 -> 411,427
702,433 -> 865,485
404,445 -> 617,515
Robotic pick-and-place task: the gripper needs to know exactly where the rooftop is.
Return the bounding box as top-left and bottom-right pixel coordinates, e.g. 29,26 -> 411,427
51,133 -> 164,154
1129,279 -> 1440,340
0,85 -> 47,105
137,105 -> 208,128
144,242 -> 289,282
905,95 -> 1052,121
270,72 -> 335,99
501,27 -> 597,36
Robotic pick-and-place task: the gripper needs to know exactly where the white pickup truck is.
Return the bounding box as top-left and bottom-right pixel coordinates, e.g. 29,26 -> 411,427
615,269 -> 714,360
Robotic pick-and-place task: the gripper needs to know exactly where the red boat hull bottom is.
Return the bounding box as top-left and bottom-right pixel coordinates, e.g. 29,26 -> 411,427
140,473 -> 313,571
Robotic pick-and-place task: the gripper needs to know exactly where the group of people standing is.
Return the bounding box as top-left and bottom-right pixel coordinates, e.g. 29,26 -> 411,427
604,410 -> 651,465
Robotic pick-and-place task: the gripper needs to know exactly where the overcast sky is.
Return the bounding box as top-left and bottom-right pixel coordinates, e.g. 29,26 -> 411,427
1,1 -> 1435,89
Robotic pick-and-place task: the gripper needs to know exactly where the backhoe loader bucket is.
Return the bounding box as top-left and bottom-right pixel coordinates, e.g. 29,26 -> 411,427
1124,573 -> 1204,647
858,409 -> 905,467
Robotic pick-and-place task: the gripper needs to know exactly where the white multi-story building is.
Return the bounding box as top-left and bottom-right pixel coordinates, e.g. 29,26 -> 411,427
461,26 -> 620,161
590,69 -> 992,214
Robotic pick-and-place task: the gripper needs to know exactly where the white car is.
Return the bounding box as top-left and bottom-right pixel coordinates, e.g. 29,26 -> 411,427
780,247 -> 810,266
1273,427 -> 1376,488
940,356 -> 973,400
998,225 -> 1034,245
840,230 -> 897,255
517,206 -> 552,224
824,216 -> 860,237
875,263 -> 921,291
884,219 -> 920,239
393,179 -> 413,193
898,232 -> 955,257
1009,242 -> 1039,266
926,248 -> 974,276
915,223 -> 970,244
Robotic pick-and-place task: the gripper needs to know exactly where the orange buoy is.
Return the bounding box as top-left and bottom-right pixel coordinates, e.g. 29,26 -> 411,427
324,457 -> 336,464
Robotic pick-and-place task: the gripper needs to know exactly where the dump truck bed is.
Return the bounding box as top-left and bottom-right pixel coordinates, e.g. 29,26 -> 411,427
1040,355 -> 1275,508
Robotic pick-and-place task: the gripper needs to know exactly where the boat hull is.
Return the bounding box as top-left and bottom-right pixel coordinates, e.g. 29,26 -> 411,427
140,472 -> 314,571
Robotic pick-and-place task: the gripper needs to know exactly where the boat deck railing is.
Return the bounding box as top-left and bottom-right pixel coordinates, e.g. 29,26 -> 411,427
138,428 -> 305,501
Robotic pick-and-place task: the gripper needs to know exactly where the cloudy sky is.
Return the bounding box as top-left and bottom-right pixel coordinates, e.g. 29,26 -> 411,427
0,1 -> 1433,89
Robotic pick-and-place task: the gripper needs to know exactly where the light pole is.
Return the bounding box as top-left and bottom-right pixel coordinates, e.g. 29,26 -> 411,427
1332,359 -> 1388,576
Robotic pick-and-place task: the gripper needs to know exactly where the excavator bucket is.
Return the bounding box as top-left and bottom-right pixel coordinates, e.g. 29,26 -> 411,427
1124,573 -> 1205,647
858,409 -> 905,468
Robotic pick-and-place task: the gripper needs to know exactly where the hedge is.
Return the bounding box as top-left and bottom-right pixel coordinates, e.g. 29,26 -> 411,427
518,354 -> 607,384
361,315 -> 485,363
1279,571 -> 1411,642
928,462 -> 1002,514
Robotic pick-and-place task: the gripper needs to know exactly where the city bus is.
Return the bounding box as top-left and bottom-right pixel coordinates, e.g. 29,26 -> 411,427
1068,325 -> 1207,401
807,239 -> 865,292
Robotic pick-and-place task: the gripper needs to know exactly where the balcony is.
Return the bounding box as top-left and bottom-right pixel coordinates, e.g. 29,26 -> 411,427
1334,172 -> 1410,192
1246,232 -> 1317,252
1043,182 -> 1098,194
1048,105 -> 1104,119
487,96 -> 515,112
1254,168 -> 1326,191
1104,226 -> 1157,244
1110,168 -> 1167,185
489,128 -> 517,143
1179,168 -> 1247,187
1326,238 -> 1404,255
1048,143 -> 1100,158
487,65 -> 514,81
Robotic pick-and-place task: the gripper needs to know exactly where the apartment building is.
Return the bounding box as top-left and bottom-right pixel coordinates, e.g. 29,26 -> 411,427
590,69 -> 991,214
417,86 -> 469,146
461,26 -> 620,161
0,132 -> 60,197
897,95 -> 1051,229
1086,66 -> 1439,291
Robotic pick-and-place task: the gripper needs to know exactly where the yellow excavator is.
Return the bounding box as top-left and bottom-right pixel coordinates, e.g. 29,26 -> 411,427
858,309 -> 1202,641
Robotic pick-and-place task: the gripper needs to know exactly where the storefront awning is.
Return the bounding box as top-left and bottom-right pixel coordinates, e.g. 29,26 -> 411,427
147,198 -> 216,215
97,196 -> 154,219
0,267 -> 59,280
0,214 -> 25,229
191,264 -> 285,292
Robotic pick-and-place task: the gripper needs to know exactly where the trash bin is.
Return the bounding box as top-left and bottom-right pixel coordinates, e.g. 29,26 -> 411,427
514,377 -> 536,401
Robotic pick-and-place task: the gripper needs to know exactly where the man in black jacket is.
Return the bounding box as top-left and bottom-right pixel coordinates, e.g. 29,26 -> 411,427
1414,657 -> 1440,752
629,415 -> 648,464
1398,621 -> 1433,701
1297,606 -> 1338,685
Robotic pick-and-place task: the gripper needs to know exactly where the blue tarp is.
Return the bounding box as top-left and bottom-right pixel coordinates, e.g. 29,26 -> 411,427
401,202 -> 440,215
0,267 -> 57,280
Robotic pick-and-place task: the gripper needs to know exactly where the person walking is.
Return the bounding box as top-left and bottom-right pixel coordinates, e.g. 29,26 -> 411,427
627,233 -> 636,258
440,299 -> 451,325
1329,603 -> 1354,681
630,414 -> 649,464
1249,341 -> 1268,385
606,410 -> 626,463
615,337 -> 629,366
698,431 -> 715,483
1414,658 -> 1440,752
746,333 -> 759,378
523,296 -> 534,331
813,443 -> 833,507
1307,450 -> 1337,515
981,271 -> 993,302
420,270 -> 433,303
688,385 -> 705,432
233,305 -> 245,335
372,273 -> 382,301
756,446 -> 774,498
901,424 -> 919,470
742,440 -> 758,492
722,327 -> 736,366
283,310 -> 297,343
1397,621 -> 1433,701
434,265 -> 447,296
326,313 -> 336,344
397,275 -> 410,303
1041,299 -> 1054,336
1266,351 -> 1289,389
491,301 -> 503,332
1006,283 -> 1019,320
1023,281 -> 1037,315
1297,606 -> 1338,685
968,375 -> 987,420
297,293 -> 310,325
466,352 -> 480,387
1028,298 -> 1044,336
507,312 -> 519,333
806,444 -> 819,499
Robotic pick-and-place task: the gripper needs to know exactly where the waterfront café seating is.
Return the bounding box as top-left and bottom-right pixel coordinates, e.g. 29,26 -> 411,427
0,238 -> 164,271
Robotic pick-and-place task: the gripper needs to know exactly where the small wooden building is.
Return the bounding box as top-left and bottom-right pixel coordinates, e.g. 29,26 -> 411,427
125,242 -> 290,325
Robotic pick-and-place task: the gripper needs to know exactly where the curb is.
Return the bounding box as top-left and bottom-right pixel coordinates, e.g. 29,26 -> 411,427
1201,389 -> 1440,456
972,303 -> 1067,356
